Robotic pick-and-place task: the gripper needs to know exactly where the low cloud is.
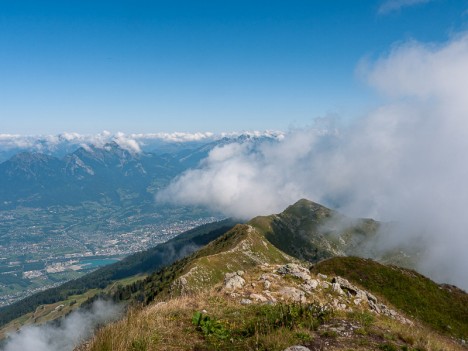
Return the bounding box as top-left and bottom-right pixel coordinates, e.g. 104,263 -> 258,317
158,33 -> 468,289
378,0 -> 433,14
2,300 -> 122,351
0,131 -> 284,161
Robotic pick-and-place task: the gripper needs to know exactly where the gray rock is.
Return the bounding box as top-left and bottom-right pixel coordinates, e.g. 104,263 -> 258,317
224,272 -> 246,290
332,282 -> 344,295
317,273 -> 328,280
283,346 -> 311,351
250,293 -> 268,302
240,298 -> 252,305
368,299 -> 381,313
366,292 -> 378,303
301,279 -> 319,291
276,263 -> 312,281
333,276 -> 358,292
278,287 -> 306,303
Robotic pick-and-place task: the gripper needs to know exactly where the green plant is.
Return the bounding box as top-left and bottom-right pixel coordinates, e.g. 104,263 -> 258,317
192,311 -> 230,341
130,338 -> 148,351
349,310 -> 375,328
379,343 -> 398,351
320,330 -> 338,338
295,331 -> 312,342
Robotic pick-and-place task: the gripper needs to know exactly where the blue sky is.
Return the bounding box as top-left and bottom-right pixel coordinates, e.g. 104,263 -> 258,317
0,0 -> 467,134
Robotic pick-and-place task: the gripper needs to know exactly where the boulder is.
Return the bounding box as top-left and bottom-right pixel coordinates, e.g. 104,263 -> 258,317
276,263 -> 311,281
301,279 -> 319,291
278,287 -> 307,303
224,272 -> 246,290
332,282 -> 344,295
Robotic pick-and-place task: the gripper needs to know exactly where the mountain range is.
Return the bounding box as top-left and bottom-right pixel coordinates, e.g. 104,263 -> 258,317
0,134 -> 278,209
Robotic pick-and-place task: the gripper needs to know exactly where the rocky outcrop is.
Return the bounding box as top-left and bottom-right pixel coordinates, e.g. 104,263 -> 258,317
276,263 -> 312,281
331,276 -> 413,325
223,271 -> 246,290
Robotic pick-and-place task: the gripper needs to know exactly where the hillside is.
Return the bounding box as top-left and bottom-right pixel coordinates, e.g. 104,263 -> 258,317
3,199 -> 467,350
250,199 -> 417,268
79,216 -> 467,350
0,219 -> 239,330
312,256 -> 468,339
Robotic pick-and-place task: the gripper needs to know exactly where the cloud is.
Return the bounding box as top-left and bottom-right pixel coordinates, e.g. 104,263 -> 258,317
378,0 -> 433,14
158,33 -> 468,290
114,132 -> 142,154
0,131 -> 284,159
2,300 -> 122,351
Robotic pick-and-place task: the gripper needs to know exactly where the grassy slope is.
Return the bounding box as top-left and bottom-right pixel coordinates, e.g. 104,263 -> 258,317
132,224 -> 292,301
170,224 -> 292,293
250,199 -> 381,263
313,256 -> 468,339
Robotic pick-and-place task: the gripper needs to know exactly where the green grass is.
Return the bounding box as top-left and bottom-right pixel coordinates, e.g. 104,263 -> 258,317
312,256 -> 468,339
192,302 -> 332,350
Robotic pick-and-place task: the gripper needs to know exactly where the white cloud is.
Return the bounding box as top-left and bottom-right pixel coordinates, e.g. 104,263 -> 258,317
0,131 -> 284,158
378,0 -> 433,14
3,300 -> 121,351
114,132 -> 142,154
158,33 -> 468,290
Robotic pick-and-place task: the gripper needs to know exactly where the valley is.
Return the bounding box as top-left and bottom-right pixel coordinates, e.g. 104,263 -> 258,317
0,202 -> 218,306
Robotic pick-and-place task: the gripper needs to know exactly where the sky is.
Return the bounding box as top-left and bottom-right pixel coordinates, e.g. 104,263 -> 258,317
1,0 -> 467,134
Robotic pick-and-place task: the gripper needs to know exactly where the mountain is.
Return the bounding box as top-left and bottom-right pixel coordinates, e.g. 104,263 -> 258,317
2,198 -> 466,350
80,201 -> 467,350
0,142 -> 174,208
250,199 -> 418,268
0,134 -> 280,209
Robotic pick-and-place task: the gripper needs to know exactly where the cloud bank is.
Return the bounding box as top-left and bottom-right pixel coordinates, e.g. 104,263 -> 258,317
0,131 -> 284,161
158,33 -> 468,289
2,300 -> 122,351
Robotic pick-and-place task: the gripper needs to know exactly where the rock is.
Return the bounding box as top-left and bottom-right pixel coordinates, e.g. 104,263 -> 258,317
276,263 -> 312,281
224,272 -> 246,290
355,290 -> 368,301
317,273 -> 328,280
240,298 -> 252,305
321,281 -> 331,289
260,273 -> 280,281
332,282 -> 344,295
366,292 -> 377,303
263,280 -> 271,290
283,346 -> 311,351
263,290 -> 277,303
278,287 -> 307,303
250,293 -> 268,302
353,298 -> 362,305
368,299 -> 381,313
301,279 -> 319,291
237,270 -> 245,276
332,276 -> 358,293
